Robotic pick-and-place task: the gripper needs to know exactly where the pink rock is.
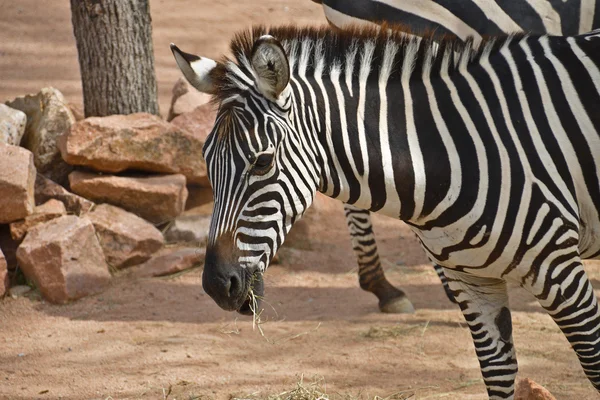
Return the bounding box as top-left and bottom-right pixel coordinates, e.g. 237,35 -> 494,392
10,199 -> 67,241
35,173 -> 94,216
167,77 -> 211,121
131,247 -> 205,278
164,214 -> 211,244
6,87 -> 75,184
0,225 -> 20,270
67,102 -> 85,121
59,113 -> 208,184
185,185 -> 213,210
0,248 -> 8,297
69,171 -> 188,224
0,143 -> 36,223
16,215 -> 111,304
515,378 -> 556,400
85,204 -> 164,269
171,103 -> 216,149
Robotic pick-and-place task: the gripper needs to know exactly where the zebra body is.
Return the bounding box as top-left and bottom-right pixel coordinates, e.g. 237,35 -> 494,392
172,26 -> 600,398
314,0 -> 600,314
315,0 -> 600,38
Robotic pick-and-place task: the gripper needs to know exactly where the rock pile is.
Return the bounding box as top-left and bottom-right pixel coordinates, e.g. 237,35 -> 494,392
0,86 -> 215,304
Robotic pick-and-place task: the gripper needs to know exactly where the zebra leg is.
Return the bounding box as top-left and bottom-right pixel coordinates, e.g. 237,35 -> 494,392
432,262 -> 457,303
526,260 -> 600,391
444,269 -> 518,399
343,204 -> 414,313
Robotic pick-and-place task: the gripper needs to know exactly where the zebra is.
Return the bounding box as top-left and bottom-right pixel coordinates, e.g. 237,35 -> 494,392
314,0 -> 600,39
313,0 -> 600,315
171,24 -> 600,398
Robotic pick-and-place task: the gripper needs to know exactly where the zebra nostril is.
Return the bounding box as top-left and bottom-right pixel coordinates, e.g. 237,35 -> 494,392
228,274 -> 241,298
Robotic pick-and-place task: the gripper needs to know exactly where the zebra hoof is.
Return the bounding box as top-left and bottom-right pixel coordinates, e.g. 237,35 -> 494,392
379,297 -> 415,314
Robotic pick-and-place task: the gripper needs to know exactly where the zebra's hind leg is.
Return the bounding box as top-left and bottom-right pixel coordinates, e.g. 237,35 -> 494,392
526,260 -> 600,391
444,269 -> 518,399
432,262 -> 457,303
343,204 -> 414,313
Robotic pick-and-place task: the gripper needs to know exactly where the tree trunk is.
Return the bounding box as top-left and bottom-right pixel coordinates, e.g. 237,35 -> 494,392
70,0 -> 160,117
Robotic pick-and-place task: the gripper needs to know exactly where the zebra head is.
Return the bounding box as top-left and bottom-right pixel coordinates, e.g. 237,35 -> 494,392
171,34 -> 319,314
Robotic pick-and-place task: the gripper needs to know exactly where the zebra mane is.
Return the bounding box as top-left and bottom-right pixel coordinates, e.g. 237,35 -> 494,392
209,24 -> 522,105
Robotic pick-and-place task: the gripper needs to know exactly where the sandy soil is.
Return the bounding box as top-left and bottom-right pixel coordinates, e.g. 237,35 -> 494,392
1,1 -> 600,399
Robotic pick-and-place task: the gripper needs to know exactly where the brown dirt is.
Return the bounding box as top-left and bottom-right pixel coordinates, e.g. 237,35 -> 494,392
1,2 -> 600,399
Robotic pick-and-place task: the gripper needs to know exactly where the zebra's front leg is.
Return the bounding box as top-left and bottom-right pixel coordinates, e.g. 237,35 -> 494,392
444,269 -> 518,399
343,204 -> 414,313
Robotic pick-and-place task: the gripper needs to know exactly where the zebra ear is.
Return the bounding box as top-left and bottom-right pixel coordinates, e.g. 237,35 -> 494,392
170,43 -> 217,94
250,35 -> 290,100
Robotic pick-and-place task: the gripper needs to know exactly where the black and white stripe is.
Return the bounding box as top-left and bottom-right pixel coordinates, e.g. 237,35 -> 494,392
313,0 -> 600,314
315,0 -> 600,38
173,25 -> 600,398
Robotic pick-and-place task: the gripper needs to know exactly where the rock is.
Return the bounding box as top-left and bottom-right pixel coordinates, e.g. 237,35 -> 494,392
69,171 -> 188,224
515,378 -> 556,400
167,77 -> 211,121
85,204 -> 164,269
0,104 -> 26,146
131,247 -> 205,278
0,225 -> 20,270
16,215 -> 111,304
284,218 -> 312,250
0,143 -> 36,223
0,248 -> 7,297
164,214 -> 211,244
67,103 -> 85,121
59,113 -> 208,185
6,87 -> 75,184
10,199 -> 67,241
184,202 -> 213,217
170,103 -> 216,147
185,185 -> 213,210
283,193 -> 329,250
8,285 -> 31,298
34,174 -> 94,216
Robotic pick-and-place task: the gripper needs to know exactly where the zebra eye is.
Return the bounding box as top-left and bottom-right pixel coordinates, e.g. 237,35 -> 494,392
252,153 -> 274,174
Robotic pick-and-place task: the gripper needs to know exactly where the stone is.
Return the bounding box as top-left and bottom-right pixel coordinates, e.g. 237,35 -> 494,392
131,247 -> 205,278
6,87 -> 75,184
0,248 -> 7,297
184,202 -> 213,217
0,143 -> 36,223
10,199 -> 67,241
34,174 -> 94,216
185,185 -> 213,210
515,378 -> 556,400
284,218 -> 312,250
0,225 -> 20,270
164,214 -> 211,244
8,285 -> 31,298
170,103 -> 216,149
167,77 -> 211,121
0,104 -> 26,146
85,204 -> 164,269
283,193 -> 329,250
16,215 -> 111,304
59,113 -> 208,185
67,103 -> 85,121
69,171 -> 188,224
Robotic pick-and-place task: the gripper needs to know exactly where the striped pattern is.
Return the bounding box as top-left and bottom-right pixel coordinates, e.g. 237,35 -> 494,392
317,0 -> 600,39
315,0 -> 600,314
197,26 -> 600,398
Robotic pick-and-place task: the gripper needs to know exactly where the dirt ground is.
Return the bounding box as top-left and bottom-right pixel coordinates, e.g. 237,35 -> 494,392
1,1 -> 600,399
